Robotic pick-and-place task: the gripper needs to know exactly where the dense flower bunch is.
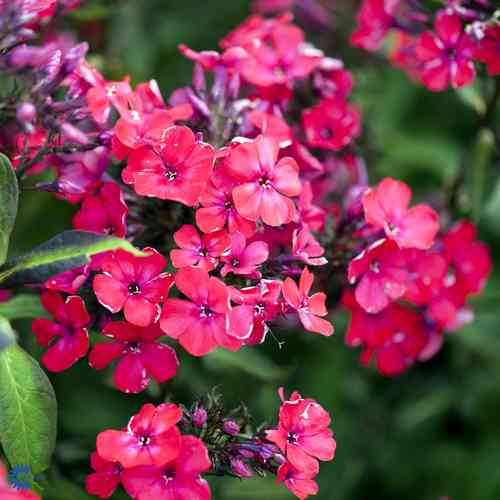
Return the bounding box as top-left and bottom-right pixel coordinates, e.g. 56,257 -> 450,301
0,0 -> 494,498
351,0 -> 500,90
86,389 -> 335,500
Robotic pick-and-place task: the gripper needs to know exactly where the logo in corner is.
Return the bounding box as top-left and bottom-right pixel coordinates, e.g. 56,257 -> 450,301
8,464 -> 33,490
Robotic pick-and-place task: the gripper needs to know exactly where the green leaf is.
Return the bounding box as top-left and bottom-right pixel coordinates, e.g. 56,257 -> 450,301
0,345 -> 57,474
203,348 -> 287,381
0,294 -> 46,320
0,314 -> 15,351
0,230 -> 145,286
456,84 -> 486,115
0,153 -> 19,265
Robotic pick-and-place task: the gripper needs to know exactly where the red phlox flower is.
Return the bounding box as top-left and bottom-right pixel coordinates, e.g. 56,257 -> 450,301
292,227 -> 327,266
86,76 -> 133,124
474,26 -> 500,76
170,224 -> 231,272
32,291 -> 90,372
441,220 -> 491,295
350,0 -> 399,51
302,97 -> 360,151
415,10 -> 476,91
348,238 -> 409,314
362,177 -> 439,249
227,135 -> 301,227
123,125 -> 215,206
277,461 -> 319,500
298,181 -> 327,232
44,265 -> 90,294
266,388 -> 336,472
314,57 -> 354,98
97,403 -> 182,468
54,146 -> 110,203
228,279 -> 282,343
282,267 -> 333,336
343,292 -> 428,376
196,167 -> 257,237
160,267 -> 241,356
220,231 -> 269,278
93,248 -> 173,327
121,435 -> 211,500
85,452 -> 123,499
73,182 -> 128,237
89,321 -> 179,394
248,110 -> 292,148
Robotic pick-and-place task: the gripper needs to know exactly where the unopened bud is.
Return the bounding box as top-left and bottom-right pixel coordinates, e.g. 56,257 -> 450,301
192,407 -> 208,428
222,420 -> 240,436
16,102 -> 37,124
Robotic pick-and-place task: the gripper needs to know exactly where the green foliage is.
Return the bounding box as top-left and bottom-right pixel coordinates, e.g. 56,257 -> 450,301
0,315 -> 15,351
0,230 -> 145,286
0,153 -> 19,265
0,345 -> 57,474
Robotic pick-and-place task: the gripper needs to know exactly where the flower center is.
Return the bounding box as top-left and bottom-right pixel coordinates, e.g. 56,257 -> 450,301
128,283 -> 141,295
128,341 -> 141,353
320,127 -> 334,139
254,303 -> 265,316
163,469 -> 176,482
138,435 -> 151,446
287,432 -> 298,444
259,176 -> 272,189
200,304 -> 213,318
224,199 -> 233,209
369,261 -> 380,274
231,258 -> 240,267
165,168 -> 177,181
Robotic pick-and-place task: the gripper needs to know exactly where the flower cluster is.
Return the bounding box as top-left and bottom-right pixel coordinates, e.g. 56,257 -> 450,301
86,389 -> 336,500
351,0 -> 500,90
0,1 -> 493,498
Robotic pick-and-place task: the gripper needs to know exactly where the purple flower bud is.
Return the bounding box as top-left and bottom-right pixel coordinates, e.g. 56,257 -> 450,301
16,102 -> 36,124
192,407 -> 208,428
192,62 -> 206,94
230,458 -> 253,478
222,420 -> 240,436
60,123 -> 89,145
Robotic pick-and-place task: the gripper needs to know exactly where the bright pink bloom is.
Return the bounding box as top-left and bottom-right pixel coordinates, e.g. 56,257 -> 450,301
362,177 -> 439,250
266,389 -> 336,472
343,292 -> 429,376
196,169 -> 256,237
160,267 -> 241,356
0,462 -> 39,500
89,321 -> 179,394
302,97 -> 360,151
96,403 -> 182,468
283,267 -> 333,336
32,292 -> 90,372
248,110 -> 292,148
123,125 -> 215,206
220,232 -> 269,277
44,265 -> 89,294
314,58 -> 354,98
415,10 -> 476,91
227,135 -> 301,227
73,182 -> 128,237
228,280 -> 282,343
170,224 -> 231,272
85,453 -> 123,499
121,435 -> 211,500
350,0 -> 398,51
475,26 -> 500,76
348,239 -> 408,314
277,461 -> 319,500
442,220 -> 492,295
86,77 -> 133,124
292,227 -> 327,266
93,248 -> 173,327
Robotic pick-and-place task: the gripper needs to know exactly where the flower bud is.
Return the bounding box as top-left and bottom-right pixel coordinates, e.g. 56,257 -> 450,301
230,458 -> 253,478
192,407 -> 208,428
222,420 -> 240,436
16,102 -> 37,124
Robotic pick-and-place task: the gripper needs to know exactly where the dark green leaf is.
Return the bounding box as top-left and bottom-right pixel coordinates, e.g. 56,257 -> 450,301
0,294 -> 46,320
0,230 -> 145,287
0,153 -> 19,265
0,314 -> 15,351
0,345 -> 57,474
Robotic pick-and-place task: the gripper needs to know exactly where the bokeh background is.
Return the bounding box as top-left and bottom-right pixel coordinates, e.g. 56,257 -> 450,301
9,1 -> 500,499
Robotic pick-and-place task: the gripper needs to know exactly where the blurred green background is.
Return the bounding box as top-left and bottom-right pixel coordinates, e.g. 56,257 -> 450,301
9,1 -> 500,499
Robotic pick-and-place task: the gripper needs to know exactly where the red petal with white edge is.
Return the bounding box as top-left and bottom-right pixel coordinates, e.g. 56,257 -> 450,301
299,429 -> 336,461
89,341 -> 125,369
174,224 -> 202,249
260,188 -> 296,226
65,295 -> 90,328
298,310 -> 334,336
282,277 -> 301,309
113,353 -> 149,393
124,296 -> 159,327
141,343 -> 179,383
273,157 -> 301,197
232,182 -> 263,222
176,435 -> 212,475
93,274 -> 127,313
160,298 -> 199,339
398,204 -> 439,250
435,10 -> 462,47
175,267 -> 209,303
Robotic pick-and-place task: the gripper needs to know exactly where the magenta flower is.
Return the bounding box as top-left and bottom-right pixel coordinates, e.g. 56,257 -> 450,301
220,232 -> 269,278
